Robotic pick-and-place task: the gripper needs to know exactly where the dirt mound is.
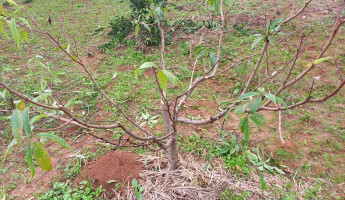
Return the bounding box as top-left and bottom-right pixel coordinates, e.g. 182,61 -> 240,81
85,150 -> 144,195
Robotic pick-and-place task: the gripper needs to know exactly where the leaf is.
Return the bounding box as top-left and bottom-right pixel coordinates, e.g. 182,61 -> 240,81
22,108 -> 31,136
132,178 -> 138,187
140,62 -> 157,70
18,17 -> 31,30
0,4 -> 6,15
141,22 -> 151,33
250,114 -> 264,127
268,36 -> 276,44
305,57 -> 333,68
272,166 -> 285,175
237,92 -> 260,101
243,119 -> 250,141
71,55 -> 78,61
33,141 -> 53,171
264,93 -> 276,104
20,31 -> 29,43
25,141 -> 35,178
9,18 -> 20,49
135,24 -> 139,38
6,0 -> 20,7
161,70 -> 181,86
209,52 -> 216,66
215,0 -> 220,13
30,114 -> 47,125
276,97 -> 288,110
36,133 -> 74,151
246,150 -> 258,164
1,139 -> 17,170
269,17 -> 283,31
250,97 -> 262,113
157,70 -> 168,94
252,36 -> 263,49
259,173 -> 266,192
17,99 -> 25,111
11,109 -> 23,143
239,117 -> 250,141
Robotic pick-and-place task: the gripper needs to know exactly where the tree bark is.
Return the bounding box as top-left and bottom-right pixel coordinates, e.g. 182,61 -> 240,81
162,104 -> 178,170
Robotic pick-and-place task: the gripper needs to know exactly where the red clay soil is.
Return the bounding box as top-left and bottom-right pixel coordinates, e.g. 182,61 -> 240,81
84,150 -> 144,195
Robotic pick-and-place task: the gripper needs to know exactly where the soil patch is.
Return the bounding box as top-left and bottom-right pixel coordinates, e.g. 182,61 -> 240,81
84,150 -> 144,195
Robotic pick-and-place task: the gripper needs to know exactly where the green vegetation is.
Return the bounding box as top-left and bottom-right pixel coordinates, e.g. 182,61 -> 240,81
0,0 -> 344,199
38,180 -> 104,200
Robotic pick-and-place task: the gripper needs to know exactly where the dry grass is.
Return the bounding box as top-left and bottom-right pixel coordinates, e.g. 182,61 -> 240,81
113,153 -> 316,200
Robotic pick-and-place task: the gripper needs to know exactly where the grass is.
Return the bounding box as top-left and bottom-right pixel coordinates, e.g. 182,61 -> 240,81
1,0 -> 345,199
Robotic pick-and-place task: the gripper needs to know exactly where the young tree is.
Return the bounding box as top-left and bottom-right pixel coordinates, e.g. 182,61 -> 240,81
1,0 -> 344,175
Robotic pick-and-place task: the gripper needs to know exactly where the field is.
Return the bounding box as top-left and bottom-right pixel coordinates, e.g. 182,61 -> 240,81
0,0 -> 345,199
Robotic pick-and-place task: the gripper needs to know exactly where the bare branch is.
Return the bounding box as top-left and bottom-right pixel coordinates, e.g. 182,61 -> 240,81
282,0 -> 313,24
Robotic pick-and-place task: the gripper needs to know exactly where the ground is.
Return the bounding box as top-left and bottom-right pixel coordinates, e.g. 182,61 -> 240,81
0,0 -> 345,199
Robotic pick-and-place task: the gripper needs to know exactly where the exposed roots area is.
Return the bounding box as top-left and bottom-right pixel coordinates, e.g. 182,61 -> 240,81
116,153 -> 313,200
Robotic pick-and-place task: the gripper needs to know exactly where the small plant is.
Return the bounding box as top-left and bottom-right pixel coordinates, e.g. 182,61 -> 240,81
246,149 -> 285,175
213,133 -> 243,157
131,178 -> 144,200
137,110 -> 159,128
221,188 -> 250,200
38,180 -> 105,200
259,173 -> 267,200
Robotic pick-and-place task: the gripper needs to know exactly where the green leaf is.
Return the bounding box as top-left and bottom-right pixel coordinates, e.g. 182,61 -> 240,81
215,0 -> 220,13
268,36 -> 276,44
250,114 -> 264,127
36,133 -> 74,151
210,52 -> 216,66
252,36 -> 263,49
9,18 -> 20,49
246,150 -> 258,164
264,93 -> 276,104
6,0 -> 20,7
276,97 -> 288,110
306,57 -> 333,68
237,92 -> 260,101
259,173 -> 266,192
71,55 -> 78,61
132,178 -> 138,187
141,22 -> 151,33
11,109 -> 23,143
20,31 -> 29,43
25,141 -> 35,178
140,62 -> 157,70
161,70 -> 181,86
30,114 -> 47,125
1,139 -> 17,170
33,141 -> 53,171
135,24 -> 139,38
22,108 -> 31,136
250,97 -> 262,113
157,70 -> 168,93
269,17 -> 283,31
239,117 -> 250,141
18,17 -> 31,30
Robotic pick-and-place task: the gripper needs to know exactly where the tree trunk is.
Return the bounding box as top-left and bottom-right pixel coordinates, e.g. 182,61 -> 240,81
162,104 -> 178,170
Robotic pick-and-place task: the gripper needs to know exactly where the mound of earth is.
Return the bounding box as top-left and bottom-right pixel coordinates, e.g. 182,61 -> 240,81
85,150 -> 144,195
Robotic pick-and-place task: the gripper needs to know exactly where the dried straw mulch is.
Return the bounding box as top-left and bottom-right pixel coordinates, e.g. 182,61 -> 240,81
115,153 -> 314,200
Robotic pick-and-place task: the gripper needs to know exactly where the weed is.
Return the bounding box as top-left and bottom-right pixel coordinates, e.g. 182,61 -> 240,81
221,188 -> 250,200
131,178 -> 144,200
178,133 -> 214,155
38,180 -> 105,200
